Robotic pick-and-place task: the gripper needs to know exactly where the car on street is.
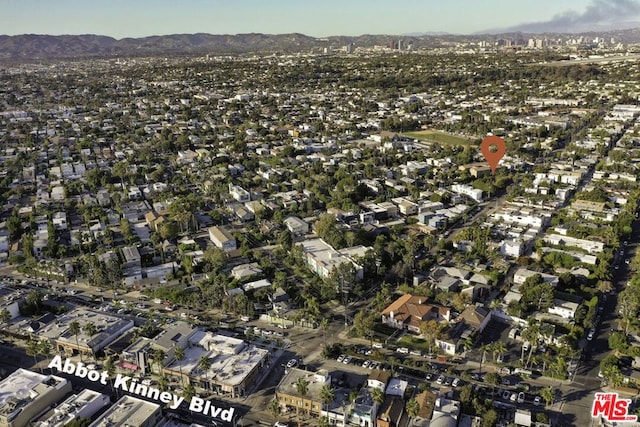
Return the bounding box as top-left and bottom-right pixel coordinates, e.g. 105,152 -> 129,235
436,375 -> 445,385
343,356 -> 352,364
337,354 -> 346,363
452,378 -> 461,387
517,392 -> 525,403
286,359 -> 298,369
533,396 -> 542,406
274,422 -> 289,427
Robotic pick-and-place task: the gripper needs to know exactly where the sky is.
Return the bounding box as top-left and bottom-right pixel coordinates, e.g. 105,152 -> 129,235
1,0 -> 634,39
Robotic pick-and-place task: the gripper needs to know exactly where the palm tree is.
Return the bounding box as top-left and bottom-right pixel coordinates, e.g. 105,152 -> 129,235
294,377 -> 309,426
406,398 -> 420,420
69,321 -> 82,362
197,355 -> 211,390
153,349 -> 166,378
371,387 -> 384,407
522,321 -> 542,367
491,341 -> 507,362
103,356 -> 117,395
26,340 -> 40,372
269,398 -> 282,422
174,346 -> 186,387
319,384 -> 335,416
83,322 -> 97,361
38,339 -> 52,372
319,317 -> 329,346
540,387 -> 555,406
183,383 -> 196,402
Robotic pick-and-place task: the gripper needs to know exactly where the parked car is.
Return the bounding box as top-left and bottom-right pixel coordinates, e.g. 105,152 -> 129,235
533,396 -> 542,406
517,392 -> 525,403
452,378 -> 461,387
436,375 -> 445,385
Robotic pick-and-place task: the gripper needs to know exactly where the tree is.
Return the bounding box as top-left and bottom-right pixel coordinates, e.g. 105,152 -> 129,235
491,341 -> 507,363
320,384 -> 335,415
371,387 -> 384,406
540,387 -> 555,406
353,310 -> 376,344
295,377 -> 309,425
69,321 -> 82,362
269,398 -> 282,421
174,346 -> 186,387
183,382 -> 196,402
319,317 -> 329,346
420,319 -> 440,354
482,409 -> 498,427
0,308 -> 10,324
103,356 -> 117,395
26,339 -> 40,372
153,349 -> 167,378
609,331 -> 630,354
38,339 -> 52,372
406,398 -> 420,419
198,355 -> 211,373
83,322 -> 97,361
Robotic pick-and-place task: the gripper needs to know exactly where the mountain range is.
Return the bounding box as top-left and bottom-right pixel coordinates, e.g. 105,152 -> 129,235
2,29 -> 640,61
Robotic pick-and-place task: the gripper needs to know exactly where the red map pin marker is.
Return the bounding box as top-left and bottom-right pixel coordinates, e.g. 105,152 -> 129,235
480,135 -> 506,175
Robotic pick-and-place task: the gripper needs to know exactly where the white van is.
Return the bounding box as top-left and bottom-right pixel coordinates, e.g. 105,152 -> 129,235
396,347 -> 409,354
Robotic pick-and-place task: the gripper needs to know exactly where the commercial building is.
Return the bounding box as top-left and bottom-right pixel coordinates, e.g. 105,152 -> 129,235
36,307 -> 134,357
0,369 -> 72,427
33,389 -> 110,427
163,331 -> 270,398
275,368 -> 329,417
121,321 -> 198,374
88,395 -> 162,427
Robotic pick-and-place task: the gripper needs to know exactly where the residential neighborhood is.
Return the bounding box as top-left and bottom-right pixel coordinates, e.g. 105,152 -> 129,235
2,26 -> 640,427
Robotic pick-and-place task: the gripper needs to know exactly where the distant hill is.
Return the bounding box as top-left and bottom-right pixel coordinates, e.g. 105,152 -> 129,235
2,29 -> 640,61
0,33 -> 417,60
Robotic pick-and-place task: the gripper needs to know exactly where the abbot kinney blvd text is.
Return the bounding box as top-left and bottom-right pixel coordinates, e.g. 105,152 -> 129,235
48,355 -> 236,421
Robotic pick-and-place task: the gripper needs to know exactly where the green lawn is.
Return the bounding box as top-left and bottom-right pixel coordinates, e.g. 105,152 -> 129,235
403,130 -> 474,146
397,334 -> 432,352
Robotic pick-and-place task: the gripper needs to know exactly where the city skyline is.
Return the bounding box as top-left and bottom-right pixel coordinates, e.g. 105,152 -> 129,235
3,0 -> 635,39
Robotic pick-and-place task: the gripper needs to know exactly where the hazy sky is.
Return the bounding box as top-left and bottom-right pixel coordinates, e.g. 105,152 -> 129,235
0,0 -> 620,38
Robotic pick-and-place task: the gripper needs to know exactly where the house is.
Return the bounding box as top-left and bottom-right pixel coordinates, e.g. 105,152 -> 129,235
367,369 -> 390,392
381,294 -> 451,334
208,226 -> 237,253
229,184 -> 250,202
284,216 -> 309,236
376,396 -> 405,427
547,298 -> 580,319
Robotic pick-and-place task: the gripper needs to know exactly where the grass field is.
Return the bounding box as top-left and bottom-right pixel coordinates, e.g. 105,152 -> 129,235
403,130 -> 474,146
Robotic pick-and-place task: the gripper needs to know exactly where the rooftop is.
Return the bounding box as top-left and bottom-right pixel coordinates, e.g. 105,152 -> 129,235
88,395 -> 160,427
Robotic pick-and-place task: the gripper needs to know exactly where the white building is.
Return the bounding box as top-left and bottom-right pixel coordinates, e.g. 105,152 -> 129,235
0,369 -> 72,427
298,238 -> 370,281
229,184 -> 250,202
88,395 -> 162,427
208,226 -> 237,253
33,389 -> 110,427
451,184 -> 483,203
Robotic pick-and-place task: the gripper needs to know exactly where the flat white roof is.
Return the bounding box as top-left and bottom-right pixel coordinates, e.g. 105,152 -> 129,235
88,395 -> 160,427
